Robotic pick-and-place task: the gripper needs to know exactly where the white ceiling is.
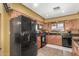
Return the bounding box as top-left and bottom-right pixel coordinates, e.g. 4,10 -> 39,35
23,3 -> 79,19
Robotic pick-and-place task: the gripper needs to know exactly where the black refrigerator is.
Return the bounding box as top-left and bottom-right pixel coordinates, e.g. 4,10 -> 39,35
10,15 -> 37,56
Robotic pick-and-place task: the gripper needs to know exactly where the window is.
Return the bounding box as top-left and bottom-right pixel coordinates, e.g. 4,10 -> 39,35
51,22 -> 64,31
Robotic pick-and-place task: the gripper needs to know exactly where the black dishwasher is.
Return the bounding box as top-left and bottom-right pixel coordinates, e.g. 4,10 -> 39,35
62,32 -> 72,48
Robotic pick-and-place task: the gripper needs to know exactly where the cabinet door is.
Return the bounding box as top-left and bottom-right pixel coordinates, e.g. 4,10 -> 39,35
47,35 -> 62,46
10,17 -> 21,56
37,37 -> 41,48
47,35 -> 56,44
53,35 -> 57,45
56,36 -> 62,45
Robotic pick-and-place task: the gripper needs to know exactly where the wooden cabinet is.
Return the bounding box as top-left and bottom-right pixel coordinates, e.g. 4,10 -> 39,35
72,40 -> 79,56
65,19 -> 79,31
37,35 -> 62,49
56,36 -> 62,45
47,35 -> 62,46
37,36 -> 41,48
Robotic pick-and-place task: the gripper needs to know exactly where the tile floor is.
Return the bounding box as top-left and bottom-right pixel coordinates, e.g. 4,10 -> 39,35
37,44 -> 72,56
0,44 -> 72,56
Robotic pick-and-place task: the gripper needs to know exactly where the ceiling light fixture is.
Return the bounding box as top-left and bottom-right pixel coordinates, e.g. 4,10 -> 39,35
33,3 -> 39,7
46,14 -> 49,17
62,10 -> 65,13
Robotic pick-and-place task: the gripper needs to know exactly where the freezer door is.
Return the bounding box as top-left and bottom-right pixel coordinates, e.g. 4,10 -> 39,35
10,17 -> 21,56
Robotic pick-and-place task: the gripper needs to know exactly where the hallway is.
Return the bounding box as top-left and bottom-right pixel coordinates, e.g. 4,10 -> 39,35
37,44 -> 72,56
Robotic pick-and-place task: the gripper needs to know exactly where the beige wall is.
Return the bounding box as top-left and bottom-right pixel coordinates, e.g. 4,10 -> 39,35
0,4 -> 3,49
0,14 -> 1,48
0,4 -> 10,56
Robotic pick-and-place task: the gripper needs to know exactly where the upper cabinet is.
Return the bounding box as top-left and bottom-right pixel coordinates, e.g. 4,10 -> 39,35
65,19 -> 79,32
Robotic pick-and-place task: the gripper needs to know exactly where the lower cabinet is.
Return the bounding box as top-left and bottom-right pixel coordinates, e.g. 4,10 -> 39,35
37,36 -> 41,48
37,35 -> 62,49
47,35 -> 62,46
72,40 -> 79,56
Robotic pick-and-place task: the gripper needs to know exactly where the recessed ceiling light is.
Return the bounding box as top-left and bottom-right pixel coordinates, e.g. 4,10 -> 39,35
46,14 -> 49,17
62,10 -> 65,13
33,3 -> 39,7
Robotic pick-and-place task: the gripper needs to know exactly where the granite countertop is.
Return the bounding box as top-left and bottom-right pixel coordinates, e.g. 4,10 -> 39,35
36,32 -> 79,36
